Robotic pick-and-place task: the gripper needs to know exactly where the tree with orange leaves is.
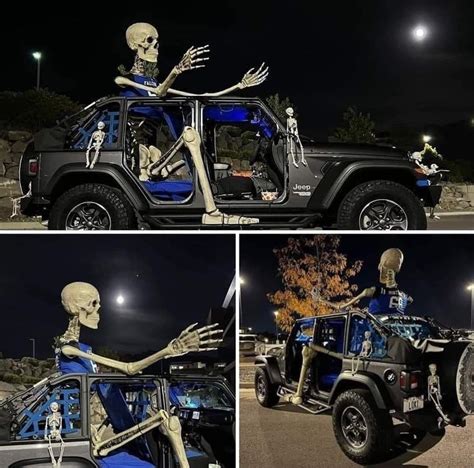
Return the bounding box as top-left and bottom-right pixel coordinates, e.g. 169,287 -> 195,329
268,235 -> 363,332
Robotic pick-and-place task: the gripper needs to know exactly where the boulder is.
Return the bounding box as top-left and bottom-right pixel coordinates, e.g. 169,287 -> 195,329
7,131 -> 31,142
0,139 -> 10,152
4,164 -> 19,180
11,140 -> 28,154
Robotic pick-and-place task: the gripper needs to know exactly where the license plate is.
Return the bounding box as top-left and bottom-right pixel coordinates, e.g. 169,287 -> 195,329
403,395 -> 424,413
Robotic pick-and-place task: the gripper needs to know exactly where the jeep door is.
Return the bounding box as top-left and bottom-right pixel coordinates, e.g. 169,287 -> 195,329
313,315 -> 347,394
284,317 -> 317,383
0,375 -> 97,467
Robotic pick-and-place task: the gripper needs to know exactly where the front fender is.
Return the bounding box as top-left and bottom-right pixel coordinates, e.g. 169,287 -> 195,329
328,371 -> 388,409
255,356 -> 284,386
309,160 -> 419,211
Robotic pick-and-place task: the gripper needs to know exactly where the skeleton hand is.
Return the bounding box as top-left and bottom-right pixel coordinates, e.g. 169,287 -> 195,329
175,45 -> 210,74
238,63 -> 269,89
167,323 -> 223,357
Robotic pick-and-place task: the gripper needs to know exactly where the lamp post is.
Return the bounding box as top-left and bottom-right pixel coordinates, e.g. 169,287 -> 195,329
273,311 -> 279,342
32,52 -> 42,90
239,276 -> 245,327
29,338 -> 36,359
467,284 -> 474,330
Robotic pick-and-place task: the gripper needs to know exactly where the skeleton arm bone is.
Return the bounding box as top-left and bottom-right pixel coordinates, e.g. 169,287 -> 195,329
338,287 -> 376,310
166,63 -> 269,97
61,323 -> 222,375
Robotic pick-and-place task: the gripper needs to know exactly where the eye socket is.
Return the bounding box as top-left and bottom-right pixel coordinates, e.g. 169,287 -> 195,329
92,300 -> 98,307
146,36 -> 155,44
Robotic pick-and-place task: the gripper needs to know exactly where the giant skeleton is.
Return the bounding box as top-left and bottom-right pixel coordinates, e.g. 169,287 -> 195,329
287,249 -> 413,406
55,282 -> 222,467
115,23 -> 269,225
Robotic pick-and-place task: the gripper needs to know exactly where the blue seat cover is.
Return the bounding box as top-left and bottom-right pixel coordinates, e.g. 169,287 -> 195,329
143,180 -> 193,201
320,373 -> 338,388
97,451 -> 155,468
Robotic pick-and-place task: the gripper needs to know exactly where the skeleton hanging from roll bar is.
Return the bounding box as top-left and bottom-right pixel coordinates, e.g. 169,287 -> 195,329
44,402 -> 65,468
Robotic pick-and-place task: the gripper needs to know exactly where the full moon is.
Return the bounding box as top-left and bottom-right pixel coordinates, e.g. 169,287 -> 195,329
116,295 -> 125,305
412,25 -> 428,42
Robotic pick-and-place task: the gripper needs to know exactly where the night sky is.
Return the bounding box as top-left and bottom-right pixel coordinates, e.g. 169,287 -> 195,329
1,1 -> 473,137
0,234 -> 235,359
240,234 -> 474,332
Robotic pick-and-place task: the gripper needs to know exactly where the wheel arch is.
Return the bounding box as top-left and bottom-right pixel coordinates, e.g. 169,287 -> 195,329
46,166 -> 148,211
255,356 -> 284,386
329,373 -> 391,409
310,162 -> 419,215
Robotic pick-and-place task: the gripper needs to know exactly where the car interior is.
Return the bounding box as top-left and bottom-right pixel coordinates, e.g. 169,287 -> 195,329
124,102 -> 286,205
314,318 -> 346,393
285,318 -> 316,382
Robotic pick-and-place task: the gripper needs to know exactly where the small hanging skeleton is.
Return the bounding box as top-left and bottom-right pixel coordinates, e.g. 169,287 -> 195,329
286,107 -> 306,168
85,122 -> 106,169
10,182 -> 32,218
352,331 -> 372,375
427,363 -> 450,426
44,402 -> 65,468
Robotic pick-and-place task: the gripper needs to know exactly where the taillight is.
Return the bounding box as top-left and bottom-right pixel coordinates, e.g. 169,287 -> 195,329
28,159 -> 38,176
400,371 -> 421,391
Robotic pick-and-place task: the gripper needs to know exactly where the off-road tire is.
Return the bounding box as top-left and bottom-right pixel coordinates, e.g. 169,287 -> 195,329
337,180 -> 427,230
255,367 -> 280,408
333,389 -> 393,465
49,183 -> 136,230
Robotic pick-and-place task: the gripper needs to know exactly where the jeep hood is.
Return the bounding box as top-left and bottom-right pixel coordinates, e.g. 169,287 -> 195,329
303,141 -> 406,160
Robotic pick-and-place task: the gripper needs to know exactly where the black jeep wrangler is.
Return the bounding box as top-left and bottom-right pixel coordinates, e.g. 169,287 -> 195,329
0,372 -> 235,467
254,311 -> 474,464
19,96 -> 441,230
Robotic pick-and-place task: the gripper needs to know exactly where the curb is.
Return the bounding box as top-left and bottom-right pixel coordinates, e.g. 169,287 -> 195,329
240,382 -> 254,389
428,211 -> 474,217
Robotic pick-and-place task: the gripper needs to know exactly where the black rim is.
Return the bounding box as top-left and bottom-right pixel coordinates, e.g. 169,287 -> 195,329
341,406 -> 368,449
65,202 -> 112,231
256,374 -> 266,400
359,199 -> 409,231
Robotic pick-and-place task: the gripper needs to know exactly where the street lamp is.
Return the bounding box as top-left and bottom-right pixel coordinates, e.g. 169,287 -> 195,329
412,25 -> 429,42
422,134 -> 433,144
467,284 -> 474,330
32,51 -> 42,90
29,338 -> 36,359
273,311 -> 279,342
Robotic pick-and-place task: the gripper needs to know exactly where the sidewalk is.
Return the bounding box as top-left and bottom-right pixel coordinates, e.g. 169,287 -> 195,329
0,221 -> 46,230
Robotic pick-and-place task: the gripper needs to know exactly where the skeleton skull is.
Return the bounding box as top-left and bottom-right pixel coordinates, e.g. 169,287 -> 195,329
126,23 -> 159,63
97,121 -> 105,131
378,248 -> 404,284
61,282 -> 101,329
286,107 -> 295,117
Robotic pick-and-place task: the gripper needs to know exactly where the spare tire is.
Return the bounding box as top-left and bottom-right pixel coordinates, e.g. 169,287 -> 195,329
456,343 -> 474,415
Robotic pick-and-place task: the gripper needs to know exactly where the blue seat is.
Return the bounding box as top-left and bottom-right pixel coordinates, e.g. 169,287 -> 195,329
97,451 -> 155,467
320,373 -> 338,388
143,180 -> 193,201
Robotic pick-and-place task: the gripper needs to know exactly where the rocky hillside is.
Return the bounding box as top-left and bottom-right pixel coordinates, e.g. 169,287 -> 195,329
0,356 -> 56,400
0,131 -> 30,219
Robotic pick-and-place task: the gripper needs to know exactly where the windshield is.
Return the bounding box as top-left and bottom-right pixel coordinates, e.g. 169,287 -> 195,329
169,382 -> 233,410
379,315 -> 441,340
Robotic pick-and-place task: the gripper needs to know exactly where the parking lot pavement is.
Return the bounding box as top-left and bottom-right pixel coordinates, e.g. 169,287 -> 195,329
427,214 -> 474,230
240,388 -> 474,468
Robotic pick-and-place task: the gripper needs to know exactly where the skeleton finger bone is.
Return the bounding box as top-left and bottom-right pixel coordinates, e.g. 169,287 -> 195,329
196,323 -> 221,333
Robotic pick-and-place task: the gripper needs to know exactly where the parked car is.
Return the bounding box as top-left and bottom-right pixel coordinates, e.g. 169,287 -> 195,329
254,311 -> 474,464
0,372 -> 235,467
19,96 -> 441,230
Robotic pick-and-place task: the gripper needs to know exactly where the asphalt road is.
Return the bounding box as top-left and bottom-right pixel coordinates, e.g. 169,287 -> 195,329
240,388 -> 474,468
427,214 -> 474,230
0,214 -> 473,231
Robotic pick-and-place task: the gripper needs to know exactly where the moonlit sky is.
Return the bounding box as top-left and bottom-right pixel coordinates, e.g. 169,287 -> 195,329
1,0 -> 473,140
0,235 -> 235,359
240,235 -> 474,333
